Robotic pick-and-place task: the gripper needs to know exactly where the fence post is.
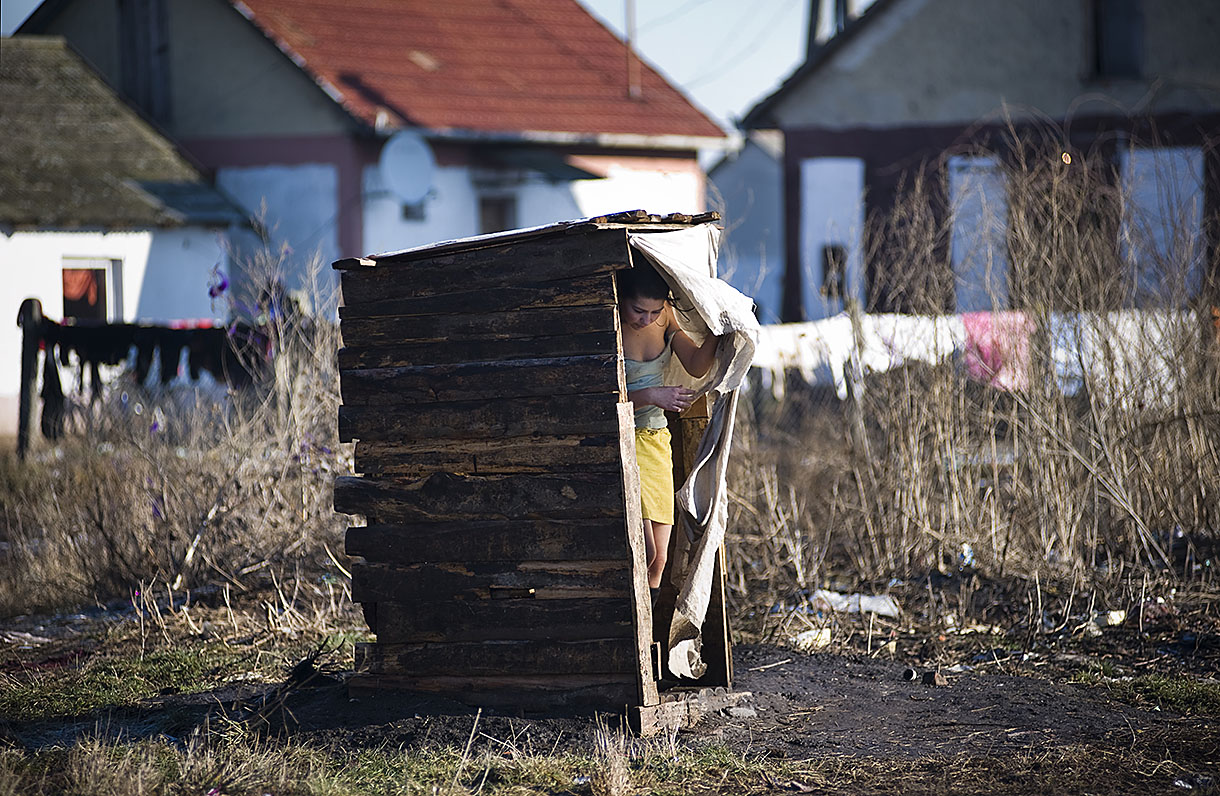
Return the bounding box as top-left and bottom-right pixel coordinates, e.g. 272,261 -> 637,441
16,298 -> 44,460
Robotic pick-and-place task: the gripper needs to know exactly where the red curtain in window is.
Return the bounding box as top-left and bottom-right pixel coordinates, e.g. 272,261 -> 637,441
62,269 -> 100,305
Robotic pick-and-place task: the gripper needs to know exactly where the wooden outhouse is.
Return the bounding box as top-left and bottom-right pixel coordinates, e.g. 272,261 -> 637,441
333,211 -> 741,732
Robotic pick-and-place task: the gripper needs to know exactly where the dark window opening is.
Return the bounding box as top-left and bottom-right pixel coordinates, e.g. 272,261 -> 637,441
479,196 -> 517,235
1092,0 -> 1142,79
820,244 -> 846,302
118,0 -> 172,122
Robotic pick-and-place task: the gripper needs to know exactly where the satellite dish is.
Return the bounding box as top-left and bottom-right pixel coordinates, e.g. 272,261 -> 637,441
379,130 -> 436,204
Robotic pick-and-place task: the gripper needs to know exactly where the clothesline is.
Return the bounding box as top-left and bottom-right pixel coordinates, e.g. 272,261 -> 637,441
752,309 -> 1198,407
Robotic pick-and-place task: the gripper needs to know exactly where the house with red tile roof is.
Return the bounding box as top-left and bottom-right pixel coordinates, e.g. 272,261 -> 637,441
20,0 -> 726,289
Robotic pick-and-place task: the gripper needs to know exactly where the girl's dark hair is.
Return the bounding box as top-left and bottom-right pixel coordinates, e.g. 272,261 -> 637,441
618,263 -> 670,301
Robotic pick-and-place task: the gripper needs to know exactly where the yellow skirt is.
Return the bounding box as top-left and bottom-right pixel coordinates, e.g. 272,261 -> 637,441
635,427 -> 674,525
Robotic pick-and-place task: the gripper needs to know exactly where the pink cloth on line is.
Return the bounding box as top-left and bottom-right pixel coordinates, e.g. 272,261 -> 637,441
961,311 -> 1034,391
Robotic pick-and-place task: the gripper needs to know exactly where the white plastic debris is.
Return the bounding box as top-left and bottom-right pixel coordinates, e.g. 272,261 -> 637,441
1092,609 -> 1127,628
793,628 -> 832,651
811,589 -> 902,618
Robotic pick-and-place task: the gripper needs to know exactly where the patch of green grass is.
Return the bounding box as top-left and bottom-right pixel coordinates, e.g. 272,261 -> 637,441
4,734 -> 1212,796
1120,674 -> 1220,716
1071,669 -> 1220,716
0,646 -> 239,722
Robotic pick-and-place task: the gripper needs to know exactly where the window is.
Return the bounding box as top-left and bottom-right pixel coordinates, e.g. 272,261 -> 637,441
401,201 -> 426,221
479,196 -> 517,235
62,258 -> 122,322
1092,0 -> 1142,79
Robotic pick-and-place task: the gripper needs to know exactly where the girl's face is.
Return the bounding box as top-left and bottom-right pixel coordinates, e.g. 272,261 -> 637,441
620,297 -> 666,330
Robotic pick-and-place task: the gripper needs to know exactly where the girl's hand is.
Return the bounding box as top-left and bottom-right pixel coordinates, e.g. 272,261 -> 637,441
644,386 -> 697,413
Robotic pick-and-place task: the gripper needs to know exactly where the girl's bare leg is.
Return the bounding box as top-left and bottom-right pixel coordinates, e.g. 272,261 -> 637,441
647,522 -> 671,589
643,519 -> 655,570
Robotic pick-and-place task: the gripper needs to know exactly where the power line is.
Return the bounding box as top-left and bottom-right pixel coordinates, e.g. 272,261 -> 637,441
683,1 -> 796,89
637,0 -> 709,34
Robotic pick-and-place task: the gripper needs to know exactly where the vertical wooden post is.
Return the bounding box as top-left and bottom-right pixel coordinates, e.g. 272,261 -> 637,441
16,298 -> 43,460
619,401 -> 659,707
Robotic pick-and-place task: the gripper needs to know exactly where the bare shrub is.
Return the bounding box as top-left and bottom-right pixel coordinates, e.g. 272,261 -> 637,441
727,122 -> 1220,614
0,250 -> 351,615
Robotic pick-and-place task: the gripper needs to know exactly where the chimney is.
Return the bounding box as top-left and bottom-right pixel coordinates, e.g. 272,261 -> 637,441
807,0 -> 823,57
834,0 -> 848,34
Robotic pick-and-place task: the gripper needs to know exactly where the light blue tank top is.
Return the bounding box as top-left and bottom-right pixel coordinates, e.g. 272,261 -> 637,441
624,335 -> 672,429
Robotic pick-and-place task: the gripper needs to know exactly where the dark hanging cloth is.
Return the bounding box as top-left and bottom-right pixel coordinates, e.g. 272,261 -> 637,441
40,341 -> 65,440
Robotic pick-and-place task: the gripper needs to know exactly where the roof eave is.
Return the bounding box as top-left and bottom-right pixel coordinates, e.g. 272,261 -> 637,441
417,126 -> 729,152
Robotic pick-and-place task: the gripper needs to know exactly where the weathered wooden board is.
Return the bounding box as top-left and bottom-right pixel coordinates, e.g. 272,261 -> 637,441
339,229 -> 628,302
339,274 -> 613,319
353,434 -> 622,476
616,402 -> 659,708
339,305 -> 616,347
633,688 -> 750,736
338,393 -> 620,443
369,597 -> 634,643
334,472 -> 625,522
351,560 -> 632,603
338,330 -> 618,369
355,638 -> 637,676
340,354 -> 622,406
345,518 -> 629,563
346,672 -> 638,711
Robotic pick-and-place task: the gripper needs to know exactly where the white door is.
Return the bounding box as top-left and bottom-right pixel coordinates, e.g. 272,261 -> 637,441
800,157 -> 865,321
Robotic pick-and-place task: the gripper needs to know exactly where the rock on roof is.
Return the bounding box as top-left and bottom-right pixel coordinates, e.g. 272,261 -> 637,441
0,36 -> 244,229
233,0 -> 725,142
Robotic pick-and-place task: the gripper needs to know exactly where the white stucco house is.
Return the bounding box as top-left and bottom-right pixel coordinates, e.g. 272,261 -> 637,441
20,0 -> 727,294
0,36 -> 245,435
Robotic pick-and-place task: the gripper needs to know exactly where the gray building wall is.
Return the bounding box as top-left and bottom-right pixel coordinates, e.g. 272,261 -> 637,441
35,0 -> 354,139
772,0 -> 1220,130
709,134 -> 785,325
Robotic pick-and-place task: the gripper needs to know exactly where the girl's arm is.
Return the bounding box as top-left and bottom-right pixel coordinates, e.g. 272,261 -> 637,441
667,305 -> 722,379
629,385 -> 695,413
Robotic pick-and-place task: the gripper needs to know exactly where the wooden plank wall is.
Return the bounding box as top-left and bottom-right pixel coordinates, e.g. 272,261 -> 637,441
334,228 -> 656,712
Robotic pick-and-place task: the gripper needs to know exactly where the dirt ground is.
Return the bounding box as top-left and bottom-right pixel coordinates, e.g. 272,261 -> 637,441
3,590 -> 1219,794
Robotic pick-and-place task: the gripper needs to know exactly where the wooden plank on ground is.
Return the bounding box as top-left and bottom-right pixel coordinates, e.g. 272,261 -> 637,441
338,274 -> 613,319
633,688 -> 750,736
346,671 -> 638,712
339,305 -> 616,347
350,560 -> 632,603
340,228 -> 628,301
345,518 -> 629,563
370,597 -> 634,643
338,330 -> 618,369
340,354 -> 622,405
355,638 -> 637,676
353,434 -> 622,476
338,393 -> 620,443
334,472 -> 625,522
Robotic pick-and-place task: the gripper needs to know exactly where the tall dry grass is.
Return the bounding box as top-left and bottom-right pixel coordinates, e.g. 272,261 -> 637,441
0,250 -> 351,616
726,125 -> 1219,612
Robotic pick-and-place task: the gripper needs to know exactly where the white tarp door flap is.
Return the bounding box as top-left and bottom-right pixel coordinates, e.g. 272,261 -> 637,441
627,224 -> 759,678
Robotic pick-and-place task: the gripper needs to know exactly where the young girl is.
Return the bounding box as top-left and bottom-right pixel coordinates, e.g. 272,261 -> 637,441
618,264 -> 721,593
